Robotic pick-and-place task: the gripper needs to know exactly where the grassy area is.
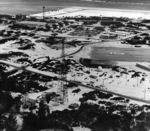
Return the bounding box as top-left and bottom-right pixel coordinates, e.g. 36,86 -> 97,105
90,46 -> 150,62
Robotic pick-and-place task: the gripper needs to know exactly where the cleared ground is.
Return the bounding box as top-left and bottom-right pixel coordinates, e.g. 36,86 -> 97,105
90,47 -> 150,62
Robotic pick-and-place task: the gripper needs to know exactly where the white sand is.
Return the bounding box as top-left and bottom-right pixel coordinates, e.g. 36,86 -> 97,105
29,7 -> 150,19
73,127 -> 91,131
0,36 -> 82,60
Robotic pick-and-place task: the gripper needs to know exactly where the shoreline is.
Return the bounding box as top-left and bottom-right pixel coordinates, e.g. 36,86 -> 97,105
29,6 -> 150,19
1,0 -> 150,15
75,6 -> 150,13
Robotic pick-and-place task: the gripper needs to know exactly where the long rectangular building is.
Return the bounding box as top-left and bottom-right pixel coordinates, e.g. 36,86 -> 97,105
18,21 -> 46,27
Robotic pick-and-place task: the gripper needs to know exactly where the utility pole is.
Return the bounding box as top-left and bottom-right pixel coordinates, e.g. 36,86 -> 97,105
23,80 -> 28,109
144,88 -> 147,100
137,77 -> 138,87
74,72 -> 76,81
62,38 -> 68,103
84,46 -> 86,58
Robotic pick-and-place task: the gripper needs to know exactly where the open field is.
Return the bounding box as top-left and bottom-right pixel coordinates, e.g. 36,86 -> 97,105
90,47 -> 150,62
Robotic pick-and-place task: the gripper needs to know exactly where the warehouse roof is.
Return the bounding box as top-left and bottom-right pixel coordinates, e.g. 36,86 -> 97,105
18,21 -> 46,26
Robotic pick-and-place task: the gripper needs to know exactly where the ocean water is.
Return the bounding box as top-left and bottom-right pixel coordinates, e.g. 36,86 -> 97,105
0,0 -> 150,15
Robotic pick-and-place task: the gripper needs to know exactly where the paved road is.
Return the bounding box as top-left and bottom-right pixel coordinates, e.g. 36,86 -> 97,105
63,79 -> 150,104
0,60 -> 150,104
40,34 -> 102,40
2,45 -> 84,73
50,45 -> 84,60
120,32 -> 143,40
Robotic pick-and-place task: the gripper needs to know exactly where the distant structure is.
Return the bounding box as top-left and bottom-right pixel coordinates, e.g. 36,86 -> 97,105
17,21 -> 46,28
79,58 -> 116,68
43,6 -> 45,19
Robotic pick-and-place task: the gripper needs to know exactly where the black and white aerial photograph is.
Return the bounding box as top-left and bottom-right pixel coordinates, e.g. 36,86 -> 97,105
1,0 -> 150,131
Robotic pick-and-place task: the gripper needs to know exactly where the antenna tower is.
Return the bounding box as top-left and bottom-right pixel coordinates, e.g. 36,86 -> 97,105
57,38 -> 68,103
43,6 -> 45,20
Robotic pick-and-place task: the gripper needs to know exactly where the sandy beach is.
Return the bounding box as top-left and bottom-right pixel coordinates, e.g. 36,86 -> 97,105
1,0 -> 150,15
29,6 -> 150,19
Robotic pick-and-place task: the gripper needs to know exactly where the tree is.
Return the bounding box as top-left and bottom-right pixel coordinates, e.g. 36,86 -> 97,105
63,21 -> 69,26
58,22 -> 63,28
5,114 -> 23,131
45,92 -> 56,103
38,99 -> 49,128
0,92 -> 14,113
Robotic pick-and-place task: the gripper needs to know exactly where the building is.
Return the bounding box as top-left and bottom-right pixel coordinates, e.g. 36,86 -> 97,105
79,58 -> 117,68
101,21 -> 124,27
136,63 -> 150,72
17,21 -> 46,28
22,96 -> 36,108
100,33 -> 117,39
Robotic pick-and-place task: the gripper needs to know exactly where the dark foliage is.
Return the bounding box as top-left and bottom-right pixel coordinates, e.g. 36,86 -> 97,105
72,88 -> 81,93
110,97 -> 125,101
79,90 -> 113,102
0,92 -> 14,114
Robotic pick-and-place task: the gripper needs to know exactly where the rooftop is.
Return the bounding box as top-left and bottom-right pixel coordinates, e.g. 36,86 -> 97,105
18,21 -> 46,26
